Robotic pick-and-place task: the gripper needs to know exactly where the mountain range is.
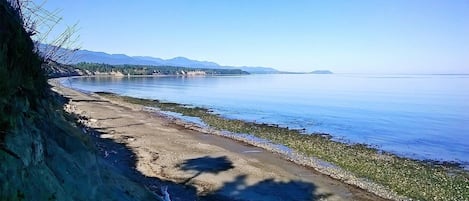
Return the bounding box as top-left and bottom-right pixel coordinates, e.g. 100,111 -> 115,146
40,44 -> 279,74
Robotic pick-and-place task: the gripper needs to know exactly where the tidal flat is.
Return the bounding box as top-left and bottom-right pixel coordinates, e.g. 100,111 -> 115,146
97,92 -> 469,201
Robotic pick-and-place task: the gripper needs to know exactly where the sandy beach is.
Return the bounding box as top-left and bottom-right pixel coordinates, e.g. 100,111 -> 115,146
50,79 -> 389,201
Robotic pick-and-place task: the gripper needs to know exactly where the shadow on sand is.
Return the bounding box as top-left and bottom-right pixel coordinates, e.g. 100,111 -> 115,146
177,156 -> 234,184
202,174 -> 332,201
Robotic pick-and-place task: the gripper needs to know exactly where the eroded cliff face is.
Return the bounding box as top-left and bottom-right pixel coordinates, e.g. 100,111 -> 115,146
0,1 -> 154,200
1,104 -> 155,201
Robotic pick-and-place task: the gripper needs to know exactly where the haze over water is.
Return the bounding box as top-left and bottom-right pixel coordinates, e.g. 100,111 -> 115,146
64,74 -> 469,164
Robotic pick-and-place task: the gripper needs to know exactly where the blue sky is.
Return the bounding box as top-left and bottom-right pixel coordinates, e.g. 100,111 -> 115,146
35,0 -> 469,73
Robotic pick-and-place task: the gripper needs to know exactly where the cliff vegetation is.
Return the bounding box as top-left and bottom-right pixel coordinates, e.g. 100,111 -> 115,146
0,1 -> 157,200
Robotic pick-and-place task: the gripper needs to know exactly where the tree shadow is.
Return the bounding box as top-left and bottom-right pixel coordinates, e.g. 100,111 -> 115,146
202,175 -> 330,201
176,156 -> 329,201
176,156 -> 234,184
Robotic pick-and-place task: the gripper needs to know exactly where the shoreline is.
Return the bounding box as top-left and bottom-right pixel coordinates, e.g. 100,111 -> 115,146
50,78 -> 394,201
155,106 -> 468,169
142,106 -> 408,200
59,75 -> 469,166
94,92 -> 469,201
94,92 -> 406,201
51,78 -> 469,201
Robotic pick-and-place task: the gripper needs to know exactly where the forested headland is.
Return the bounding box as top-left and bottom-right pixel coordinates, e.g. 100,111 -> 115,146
45,62 -> 249,78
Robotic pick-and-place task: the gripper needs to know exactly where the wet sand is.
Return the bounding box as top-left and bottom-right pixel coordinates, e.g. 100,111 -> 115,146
51,79 -> 390,201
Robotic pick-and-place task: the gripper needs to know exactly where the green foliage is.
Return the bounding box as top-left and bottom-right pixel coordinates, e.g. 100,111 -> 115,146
0,1 -> 48,141
101,92 -> 469,201
73,62 -> 249,75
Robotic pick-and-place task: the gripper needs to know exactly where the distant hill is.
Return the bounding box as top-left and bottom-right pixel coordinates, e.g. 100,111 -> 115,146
39,44 -> 279,74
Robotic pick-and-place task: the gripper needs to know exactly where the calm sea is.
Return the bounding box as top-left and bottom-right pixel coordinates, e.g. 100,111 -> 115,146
62,74 -> 469,163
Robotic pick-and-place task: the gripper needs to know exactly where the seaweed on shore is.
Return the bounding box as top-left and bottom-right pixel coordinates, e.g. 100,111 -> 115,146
97,92 -> 469,201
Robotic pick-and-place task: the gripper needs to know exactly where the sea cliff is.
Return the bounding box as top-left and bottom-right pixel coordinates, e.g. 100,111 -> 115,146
0,1 -> 155,200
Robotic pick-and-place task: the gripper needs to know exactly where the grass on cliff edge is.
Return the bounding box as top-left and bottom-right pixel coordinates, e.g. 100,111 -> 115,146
98,92 -> 469,201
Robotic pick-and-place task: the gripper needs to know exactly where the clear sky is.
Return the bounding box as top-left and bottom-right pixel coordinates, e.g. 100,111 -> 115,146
35,0 -> 469,73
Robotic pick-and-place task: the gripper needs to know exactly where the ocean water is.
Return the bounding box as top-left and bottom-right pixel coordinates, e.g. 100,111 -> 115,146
62,74 -> 469,163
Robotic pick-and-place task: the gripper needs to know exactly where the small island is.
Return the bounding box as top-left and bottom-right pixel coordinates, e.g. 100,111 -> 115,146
310,70 -> 333,74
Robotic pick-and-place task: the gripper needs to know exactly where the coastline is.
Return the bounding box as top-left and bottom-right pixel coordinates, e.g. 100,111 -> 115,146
94,91 -> 469,200
140,106 -> 407,201
50,78 -> 394,201
92,92 -> 406,201
50,78 -> 469,201
60,74 -> 469,165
